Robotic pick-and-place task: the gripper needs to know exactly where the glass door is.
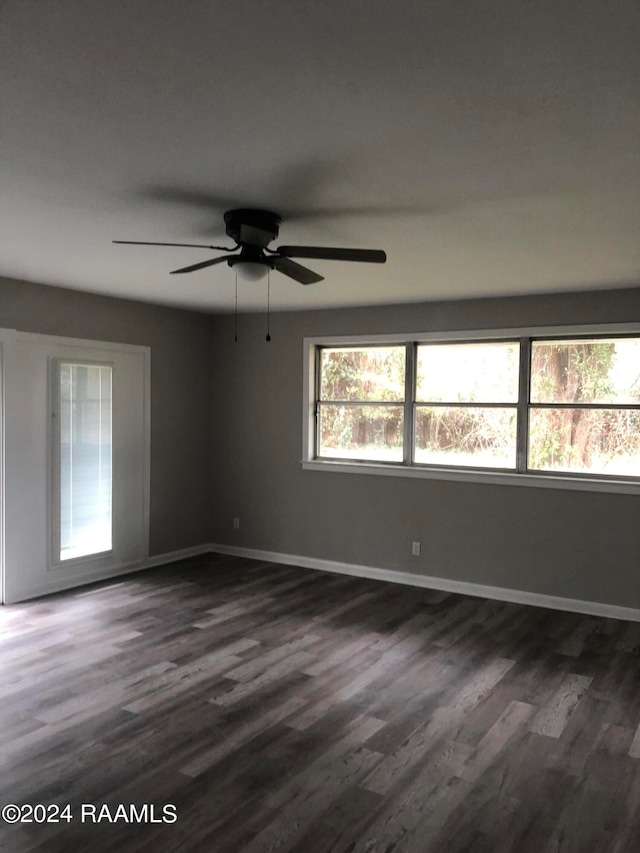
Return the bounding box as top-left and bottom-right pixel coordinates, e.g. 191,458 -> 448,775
54,362 -> 113,562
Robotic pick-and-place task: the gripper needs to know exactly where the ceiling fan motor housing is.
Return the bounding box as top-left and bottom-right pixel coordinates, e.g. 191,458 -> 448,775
223,209 -> 281,246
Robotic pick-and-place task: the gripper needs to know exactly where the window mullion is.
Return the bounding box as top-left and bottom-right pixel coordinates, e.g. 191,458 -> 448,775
516,338 -> 531,473
403,343 -> 415,464
314,346 -> 321,459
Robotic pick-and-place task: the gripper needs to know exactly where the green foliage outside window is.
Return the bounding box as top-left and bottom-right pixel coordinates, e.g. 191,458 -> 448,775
316,337 -> 640,477
319,347 -> 405,460
529,340 -> 640,474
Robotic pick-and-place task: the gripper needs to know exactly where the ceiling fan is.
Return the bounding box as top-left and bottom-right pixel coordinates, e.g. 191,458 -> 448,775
114,208 -> 386,284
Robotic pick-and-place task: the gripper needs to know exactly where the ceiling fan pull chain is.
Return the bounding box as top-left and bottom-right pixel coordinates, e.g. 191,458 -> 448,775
234,272 -> 238,343
266,270 -> 271,342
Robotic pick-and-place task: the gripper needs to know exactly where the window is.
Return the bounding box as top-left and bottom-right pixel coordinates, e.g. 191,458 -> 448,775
55,362 -> 113,561
305,329 -> 640,490
317,346 -> 406,462
414,342 -> 519,469
529,338 -> 640,477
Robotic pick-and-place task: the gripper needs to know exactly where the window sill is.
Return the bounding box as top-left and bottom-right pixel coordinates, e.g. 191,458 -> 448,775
301,459 -> 640,495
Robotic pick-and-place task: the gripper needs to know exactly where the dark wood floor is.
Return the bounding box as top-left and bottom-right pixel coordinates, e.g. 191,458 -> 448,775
2,555 -> 640,852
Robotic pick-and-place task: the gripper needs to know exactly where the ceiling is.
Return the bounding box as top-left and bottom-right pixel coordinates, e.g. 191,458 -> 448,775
1,0 -> 639,313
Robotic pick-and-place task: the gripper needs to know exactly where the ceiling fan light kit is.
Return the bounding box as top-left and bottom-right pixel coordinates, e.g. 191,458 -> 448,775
228,259 -> 270,281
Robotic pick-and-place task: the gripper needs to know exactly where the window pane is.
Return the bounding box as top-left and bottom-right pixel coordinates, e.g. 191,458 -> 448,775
320,346 -> 405,401
531,339 -> 640,404
318,404 -> 403,461
416,342 -> 519,403
529,408 -> 640,476
414,406 -> 517,468
60,363 -> 112,560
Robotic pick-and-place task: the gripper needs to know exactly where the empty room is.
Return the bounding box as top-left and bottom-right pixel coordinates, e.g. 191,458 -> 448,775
1,1 -> 640,851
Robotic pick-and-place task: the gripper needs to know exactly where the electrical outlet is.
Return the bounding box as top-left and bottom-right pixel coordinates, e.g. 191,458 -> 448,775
411,541 -> 421,556
233,517 -> 240,530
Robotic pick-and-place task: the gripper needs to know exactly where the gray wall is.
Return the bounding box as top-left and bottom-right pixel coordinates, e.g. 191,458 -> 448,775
3,276 -> 639,609
0,276 -> 213,556
209,288 -> 640,609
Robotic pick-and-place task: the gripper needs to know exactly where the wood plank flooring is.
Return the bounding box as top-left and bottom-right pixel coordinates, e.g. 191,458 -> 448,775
2,554 -> 640,852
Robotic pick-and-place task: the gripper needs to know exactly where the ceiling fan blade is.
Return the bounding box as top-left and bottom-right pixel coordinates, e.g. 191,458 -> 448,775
113,240 -> 233,250
272,257 -> 324,285
277,245 -> 386,263
170,256 -> 231,274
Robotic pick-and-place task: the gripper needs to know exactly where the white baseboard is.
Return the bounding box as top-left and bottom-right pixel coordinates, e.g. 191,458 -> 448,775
9,540 -> 640,624
142,544 -> 213,570
209,543 -> 640,624
4,544 -> 212,604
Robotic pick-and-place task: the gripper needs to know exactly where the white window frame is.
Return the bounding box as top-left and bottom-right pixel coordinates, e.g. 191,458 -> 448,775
302,324 -> 640,495
315,342 -> 408,465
